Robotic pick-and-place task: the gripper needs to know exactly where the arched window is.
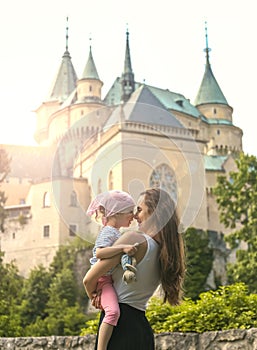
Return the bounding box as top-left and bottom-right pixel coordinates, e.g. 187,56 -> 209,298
70,191 -> 77,207
43,192 -> 50,207
149,164 -> 177,201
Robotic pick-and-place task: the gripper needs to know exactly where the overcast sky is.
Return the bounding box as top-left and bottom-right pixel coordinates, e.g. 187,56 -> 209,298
0,0 -> 256,157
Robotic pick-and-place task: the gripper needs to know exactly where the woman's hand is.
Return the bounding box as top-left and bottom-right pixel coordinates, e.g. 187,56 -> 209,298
91,290 -> 102,310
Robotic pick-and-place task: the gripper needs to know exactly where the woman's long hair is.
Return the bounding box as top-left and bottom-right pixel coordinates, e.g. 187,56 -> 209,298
141,188 -> 186,305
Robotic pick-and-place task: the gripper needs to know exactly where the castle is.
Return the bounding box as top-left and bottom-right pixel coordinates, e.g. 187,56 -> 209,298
0,25 -> 243,277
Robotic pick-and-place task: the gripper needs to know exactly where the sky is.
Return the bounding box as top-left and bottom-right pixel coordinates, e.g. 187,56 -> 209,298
0,0 -> 256,156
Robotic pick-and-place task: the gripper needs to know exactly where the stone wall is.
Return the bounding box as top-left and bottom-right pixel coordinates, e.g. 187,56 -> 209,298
1,329 -> 257,349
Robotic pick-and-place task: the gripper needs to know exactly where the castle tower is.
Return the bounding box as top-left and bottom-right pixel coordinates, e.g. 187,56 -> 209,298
195,24 -> 233,123
195,24 -> 242,156
76,40 -> 103,102
121,29 -> 135,102
34,18 -> 78,145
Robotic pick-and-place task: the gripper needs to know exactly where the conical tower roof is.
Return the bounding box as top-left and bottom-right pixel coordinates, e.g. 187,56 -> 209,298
121,29 -> 135,102
82,45 -> 100,80
46,19 -> 78,102
195,27 -> 228,106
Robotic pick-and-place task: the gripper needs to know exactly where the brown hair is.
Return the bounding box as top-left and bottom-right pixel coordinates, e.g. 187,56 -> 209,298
141,188 -> 186,305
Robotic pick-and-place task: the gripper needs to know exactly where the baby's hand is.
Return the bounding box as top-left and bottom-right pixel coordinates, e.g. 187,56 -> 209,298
123,242 -> 139,256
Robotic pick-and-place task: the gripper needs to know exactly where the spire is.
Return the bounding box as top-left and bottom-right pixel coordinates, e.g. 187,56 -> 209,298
194,23 -> 228,106
121,27 -> 135,102
46,17 -> 78,102
82,37 -> 100,80
124,27 -> 133,74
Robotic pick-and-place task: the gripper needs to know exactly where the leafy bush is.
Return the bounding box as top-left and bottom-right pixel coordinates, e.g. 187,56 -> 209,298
80,312 -> 100,335
146,283 -> 257,333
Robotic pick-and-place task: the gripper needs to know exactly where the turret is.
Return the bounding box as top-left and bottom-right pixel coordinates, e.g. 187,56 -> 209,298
121,29 -> 135,102
34,18 -> 77,145
195,24 -> 233,122
76,40 -> 103,102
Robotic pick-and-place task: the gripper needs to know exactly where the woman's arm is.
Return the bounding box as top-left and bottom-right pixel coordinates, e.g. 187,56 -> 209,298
83,255 -> 121,299
83,231 -> 147,299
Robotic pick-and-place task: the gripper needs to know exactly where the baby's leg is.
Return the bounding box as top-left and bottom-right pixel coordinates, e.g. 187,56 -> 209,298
97,276 -> 120,350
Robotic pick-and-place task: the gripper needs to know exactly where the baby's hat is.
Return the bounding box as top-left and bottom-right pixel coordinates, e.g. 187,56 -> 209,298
86,190 -> 135,217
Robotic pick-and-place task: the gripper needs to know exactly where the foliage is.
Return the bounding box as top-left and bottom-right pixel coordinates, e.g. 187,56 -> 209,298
0,191 -> 7,232
0,251 -> 24,336
81,283 -> 257,335
146,283 -> 257,333
0,236 -> 92,336
0,147 -> 11,232
0,147 -> 10,182
184,228 -> 213,299
19,265 -> 51,326
213,152 -> 257,292
80,312 -> 100,335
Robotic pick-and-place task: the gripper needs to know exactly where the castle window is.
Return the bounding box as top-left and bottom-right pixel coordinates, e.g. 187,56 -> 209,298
69,224 -> 77,236
149,163 -> 177,202
43,192 -> 50,207
217,129 -> 220,135
214,108 -> 217,114
12,232 -> 15,239
89,85 -> 92,92
43,225 -> 50,238
70,191 -> 77,207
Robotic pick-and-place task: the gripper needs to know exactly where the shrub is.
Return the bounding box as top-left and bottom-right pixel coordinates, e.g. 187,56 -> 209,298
146,283 -> 257,333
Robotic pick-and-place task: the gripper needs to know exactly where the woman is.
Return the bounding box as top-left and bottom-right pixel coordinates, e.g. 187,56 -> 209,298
83,188 -> 186,349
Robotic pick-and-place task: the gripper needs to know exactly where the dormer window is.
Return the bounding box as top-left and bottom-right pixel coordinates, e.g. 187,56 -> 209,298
175,99 -> 183,107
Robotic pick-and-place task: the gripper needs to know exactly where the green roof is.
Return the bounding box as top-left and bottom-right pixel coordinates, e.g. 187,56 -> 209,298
82,46 -> 100,80
147,86 -> 201,118
104,81 -> 201,118
201,116 -> 233,125
46,50 -> 78,102
195,59 -> 228,106
204,155 -> 228,171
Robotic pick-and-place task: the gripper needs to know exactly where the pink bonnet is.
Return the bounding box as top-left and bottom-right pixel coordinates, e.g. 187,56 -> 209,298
86,190 -> 135,217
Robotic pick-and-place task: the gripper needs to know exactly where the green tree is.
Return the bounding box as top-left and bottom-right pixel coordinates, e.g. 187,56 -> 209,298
0,251 -> 24,336
184,228 -> 213,299
44,268 -> 87,335
0,147 -> 10,232
49,237 -> 91,309
19,265 -> 51,327
213,152 -> 257,292
21,238 -> 91,336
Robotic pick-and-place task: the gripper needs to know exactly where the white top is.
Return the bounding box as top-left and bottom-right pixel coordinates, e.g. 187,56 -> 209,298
112,234 -> 161,311
90,226 -> 121,266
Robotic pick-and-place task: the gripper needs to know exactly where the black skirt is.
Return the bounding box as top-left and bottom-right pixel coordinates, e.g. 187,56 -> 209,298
94,303 -> 155,350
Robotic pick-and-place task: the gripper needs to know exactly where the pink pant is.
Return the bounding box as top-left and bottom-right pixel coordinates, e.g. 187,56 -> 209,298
96,275 -> 120,326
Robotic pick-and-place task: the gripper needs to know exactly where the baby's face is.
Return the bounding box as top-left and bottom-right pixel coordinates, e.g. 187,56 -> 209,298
116,210 -> 134,228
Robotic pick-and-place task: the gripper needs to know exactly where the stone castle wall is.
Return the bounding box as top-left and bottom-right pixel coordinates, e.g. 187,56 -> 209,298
1,328 -> 257,349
